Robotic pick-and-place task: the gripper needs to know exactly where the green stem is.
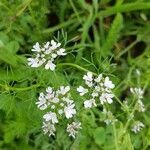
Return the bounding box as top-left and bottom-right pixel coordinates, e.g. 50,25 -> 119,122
0,83 -> 40,92
114,94 -> 126,110
113,123 -> 119,150
116,40 -> 139,58
42,18 -> 77,34
57,63 -> 97,75
98,2 -> 150,18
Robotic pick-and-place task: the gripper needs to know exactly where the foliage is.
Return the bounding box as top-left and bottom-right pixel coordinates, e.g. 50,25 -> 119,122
0,0 -> 150,149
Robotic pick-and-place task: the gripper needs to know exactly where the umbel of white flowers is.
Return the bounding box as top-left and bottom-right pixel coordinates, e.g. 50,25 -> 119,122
77,72 -> 115,108
36,86 -> 81,138
129,87 -> 145,133
28,40 -> 67,71
131,121 -> 145,133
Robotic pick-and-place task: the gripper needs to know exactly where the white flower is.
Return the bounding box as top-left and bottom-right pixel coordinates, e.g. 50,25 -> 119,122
36,86 -> 78,138
51,53 -> 57,59
77,72 -> 115,107
32,42 -> 41,52
84,99 -> 96,108
58,109 -> 63,115
51,105 -> 55,109
42,121 -> 56,136
43,112 -> 58,124
62,97 -> 74,104
36,92 -> 47,110
64,104 -> 76,119
91,92 -> 99,97
94,74 -> 102,82
99,93 -> 114,104
77,86 -> 88,96
102,109 -> 117,125
83,72 -> 93,82
95,85 -> 101,92
27,58 -> 41,67
52,97 -> 60,103
67,122 -> 81,138
131,121 -> 145,133
83,72 -> 93,87
58,86 -> 70,95
104,77 -> 115,89
57,48 -> 67,56
46,87 -> 53,94
130,88 -> 144,99
50,40 -> 61,50
44,41 -> 50,49
45,60 -> 56,70
137,100 -> 145,112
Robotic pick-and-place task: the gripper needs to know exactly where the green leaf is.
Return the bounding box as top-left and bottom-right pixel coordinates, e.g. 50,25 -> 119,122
0,32 -> 9,44
6,41 -> 20,54
93,127 -> 106,146
101,13 -> 123,57
0,47 -> 18,67
4,121 -> 26,143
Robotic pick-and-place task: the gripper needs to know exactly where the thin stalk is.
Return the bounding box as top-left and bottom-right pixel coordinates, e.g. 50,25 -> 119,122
0,83 -> 40,92
42,18 -> 77,34
98,2 -> 150,18
113,124 -> 119,150
116,40 -> 138,59
57,63 -> 97,76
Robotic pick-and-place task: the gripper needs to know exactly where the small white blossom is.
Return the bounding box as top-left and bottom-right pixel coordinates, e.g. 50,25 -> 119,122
64,104 -> 76,119
50,40 -> 61,50
83,72 -> 93,87
91,92 -> 99,97
94,74 -> 102,82
27,57 -> 42,68
104,77 -> 115,89
131,121 -> 145,133
99,93 -> 114,104
57,48 -> 67,56
58,109 -> 63,115
45,60 -> 56,70
46,87 -> 53,94
32,42 -> 41,52
36,92 -> 47,110
77,86 -> 88,96
58,86 -> 70,95
43,112 -> 58,124
51,105 -> 55,109
102,109 -> 117,125
42,121 -> 56,137
67,122 -> 81,138
130,87 -> 144,99
84,99 -> 96,108
136,100 -> 145,112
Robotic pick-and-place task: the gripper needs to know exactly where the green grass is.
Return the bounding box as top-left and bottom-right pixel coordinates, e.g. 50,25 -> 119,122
0,0 -> 150,149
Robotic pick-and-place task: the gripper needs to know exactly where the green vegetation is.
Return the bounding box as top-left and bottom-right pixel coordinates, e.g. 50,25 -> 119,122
0,0 -> 150,149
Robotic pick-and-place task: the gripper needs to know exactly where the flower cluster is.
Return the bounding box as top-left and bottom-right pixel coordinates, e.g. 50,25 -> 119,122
77,72 -> 115,108
131,121 -> 145,133
102,108 -> 118,125
36,86 -> 81,138
28,40 -> 67,71
130,87 -> 145,112
129,87 -> 145,133
67,122 -> 82,138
